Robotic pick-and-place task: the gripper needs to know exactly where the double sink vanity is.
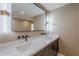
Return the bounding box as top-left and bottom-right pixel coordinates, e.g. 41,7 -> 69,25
0,34 -> 59,56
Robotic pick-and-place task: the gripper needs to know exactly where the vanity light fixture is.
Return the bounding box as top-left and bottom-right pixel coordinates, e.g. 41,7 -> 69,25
0,10 -> 10,16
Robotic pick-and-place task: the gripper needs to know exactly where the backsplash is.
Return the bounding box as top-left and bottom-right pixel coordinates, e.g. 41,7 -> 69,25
0,31 -> 45,44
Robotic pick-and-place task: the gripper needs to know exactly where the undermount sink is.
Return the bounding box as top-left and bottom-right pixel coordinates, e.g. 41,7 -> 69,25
16,42 -> 31,53
16,36 -> 49,54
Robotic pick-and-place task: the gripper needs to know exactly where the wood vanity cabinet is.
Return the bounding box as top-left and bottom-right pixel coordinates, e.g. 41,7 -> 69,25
34,38 -> 59,56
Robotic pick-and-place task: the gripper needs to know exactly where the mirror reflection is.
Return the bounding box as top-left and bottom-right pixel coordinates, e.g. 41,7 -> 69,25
12,3 -> 46,32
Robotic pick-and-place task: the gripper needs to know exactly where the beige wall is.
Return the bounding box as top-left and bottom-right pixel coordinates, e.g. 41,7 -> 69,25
33,13 -> 46,31
0,33 -> 17,44
48,3 -> 79,55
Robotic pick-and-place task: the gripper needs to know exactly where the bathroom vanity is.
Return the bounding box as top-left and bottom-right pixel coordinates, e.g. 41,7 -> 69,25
0,34 -> 59,56
34,38 -> 59,56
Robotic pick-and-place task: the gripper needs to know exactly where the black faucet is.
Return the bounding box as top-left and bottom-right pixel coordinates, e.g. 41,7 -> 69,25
22,35 -> 29,42
17,35 -> 29,42
25,35 -> 28,42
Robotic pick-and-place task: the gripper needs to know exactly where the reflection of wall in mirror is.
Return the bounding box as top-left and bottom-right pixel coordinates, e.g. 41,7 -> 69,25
33,13 -> 46,31
12,18 -> 33,32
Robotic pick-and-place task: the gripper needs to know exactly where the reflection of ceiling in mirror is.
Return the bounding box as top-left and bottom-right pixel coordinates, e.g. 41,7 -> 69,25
12,3 -> 44,21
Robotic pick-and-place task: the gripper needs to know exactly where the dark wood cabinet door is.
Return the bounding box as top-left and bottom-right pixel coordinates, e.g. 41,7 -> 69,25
34,38 -> 59,56
48,45 -> 54,56
34,47 -> 49,56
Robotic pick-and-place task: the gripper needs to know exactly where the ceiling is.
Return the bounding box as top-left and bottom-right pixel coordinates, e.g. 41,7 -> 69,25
41,3 -> 69,11
12,3 -> 69,21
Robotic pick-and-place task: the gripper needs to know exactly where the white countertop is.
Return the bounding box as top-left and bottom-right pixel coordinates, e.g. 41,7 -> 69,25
0,34 -> 59,56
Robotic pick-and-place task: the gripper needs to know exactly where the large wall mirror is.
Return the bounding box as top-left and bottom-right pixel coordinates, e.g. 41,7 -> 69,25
12,3 -> 46,32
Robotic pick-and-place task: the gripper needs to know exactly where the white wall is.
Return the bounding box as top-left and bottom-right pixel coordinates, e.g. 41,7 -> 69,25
48,3 -> 79,55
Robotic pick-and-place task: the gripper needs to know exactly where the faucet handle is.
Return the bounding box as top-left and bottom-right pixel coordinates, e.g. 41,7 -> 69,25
22,35 -> 25,38
25,35 -> 29,38
17,36 -> 21,39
